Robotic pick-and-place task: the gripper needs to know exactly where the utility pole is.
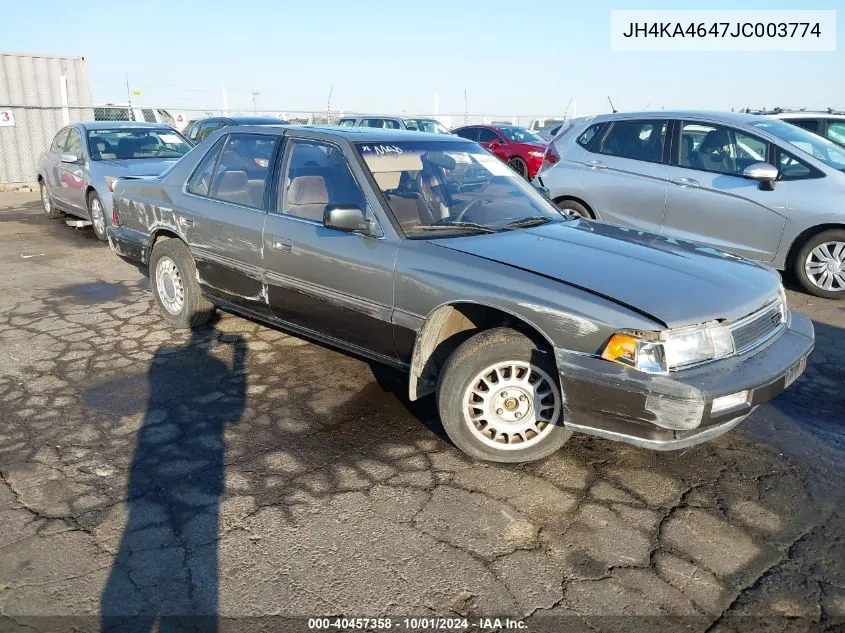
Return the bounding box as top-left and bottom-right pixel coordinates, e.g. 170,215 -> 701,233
250,90 -> 261,112
125,73 -> 132,118
222,85 -> 229,115
327,84 -> 334,124
464,90 -> 468,125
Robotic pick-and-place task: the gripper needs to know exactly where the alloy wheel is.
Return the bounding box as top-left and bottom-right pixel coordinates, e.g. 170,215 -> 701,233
804,241 -> 845,292
462,360 -> 561,450
90,198 -> 105,237
41,184 -> 51,214
508,158 -> 527,178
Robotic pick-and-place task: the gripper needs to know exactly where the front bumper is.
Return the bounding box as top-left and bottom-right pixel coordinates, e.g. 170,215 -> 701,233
555,311 -> 814,451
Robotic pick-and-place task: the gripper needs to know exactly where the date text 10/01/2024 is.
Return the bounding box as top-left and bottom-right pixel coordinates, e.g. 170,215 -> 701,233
307,617 -> 527,630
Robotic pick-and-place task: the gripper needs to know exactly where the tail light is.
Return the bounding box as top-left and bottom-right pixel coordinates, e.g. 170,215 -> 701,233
543,143 -> 560,167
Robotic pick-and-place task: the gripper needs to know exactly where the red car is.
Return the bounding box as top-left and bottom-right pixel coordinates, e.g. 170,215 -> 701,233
452,124 -> 548,179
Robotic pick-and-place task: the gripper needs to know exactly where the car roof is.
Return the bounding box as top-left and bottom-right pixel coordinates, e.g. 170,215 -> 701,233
231,125 -> 468,143
340,114 -> 408,120
224,116 -> 287,124
770,112 -> 845,120
79,121 -> 172,131
585,110 -> 778,125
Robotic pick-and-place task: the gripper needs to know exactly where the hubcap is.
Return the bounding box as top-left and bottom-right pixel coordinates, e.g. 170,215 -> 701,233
463,361 -> 561,450
90,198 -> 105,235
805,241 -> 845,292
155,256 -> 185,315
41,185 -> 51,213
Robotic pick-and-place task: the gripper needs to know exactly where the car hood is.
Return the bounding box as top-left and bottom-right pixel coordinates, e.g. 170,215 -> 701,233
92,158 -> 179,177
432,220 -> 781,328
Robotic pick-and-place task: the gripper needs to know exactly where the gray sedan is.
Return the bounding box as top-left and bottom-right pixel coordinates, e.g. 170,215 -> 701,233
534,111 -> 845,298
107,126 -> 813,462
36,122 -> 192,240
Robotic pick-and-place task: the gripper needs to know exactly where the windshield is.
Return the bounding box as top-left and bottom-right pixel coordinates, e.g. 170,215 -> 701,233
87,129 -> 191,160
356,141 -> 562,238
751,119 -> 845,171
404,119 -> 451,134
496,126 -> 544,144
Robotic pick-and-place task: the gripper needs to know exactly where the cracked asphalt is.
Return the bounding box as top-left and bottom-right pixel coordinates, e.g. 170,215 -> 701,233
0,192 -> 843,633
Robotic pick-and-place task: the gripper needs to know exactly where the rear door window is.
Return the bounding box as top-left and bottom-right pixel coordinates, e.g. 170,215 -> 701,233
827,122 -> 845,146
789,118 -> 821,134
50,128 -> 70,152
207,134 -> 276,208
596,119 -> 668,163
454,127 -> 479,141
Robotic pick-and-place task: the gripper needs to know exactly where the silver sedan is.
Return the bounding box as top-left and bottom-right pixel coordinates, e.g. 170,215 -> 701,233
36,121 -> 192,241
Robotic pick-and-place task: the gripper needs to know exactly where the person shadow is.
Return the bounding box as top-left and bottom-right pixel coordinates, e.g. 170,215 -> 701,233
101,328 -> 247,633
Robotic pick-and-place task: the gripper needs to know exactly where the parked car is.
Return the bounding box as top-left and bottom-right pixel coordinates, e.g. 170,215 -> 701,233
337,115 -> 452,134
537,122 -> 568,141
534,111 -> 845,298
106,126 -> 812,463
750,109 -> 845,149
94,104 -> 175,126
36,122 -> 192,241
183,116 -> 289,144
453,124 -> 548,180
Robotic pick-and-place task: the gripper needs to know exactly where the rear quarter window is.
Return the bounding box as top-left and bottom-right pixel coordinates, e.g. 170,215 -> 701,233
577,123 -> 604,149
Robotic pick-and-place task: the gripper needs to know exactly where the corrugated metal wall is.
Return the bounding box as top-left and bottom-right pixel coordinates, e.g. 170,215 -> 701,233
0,52 -> 94,185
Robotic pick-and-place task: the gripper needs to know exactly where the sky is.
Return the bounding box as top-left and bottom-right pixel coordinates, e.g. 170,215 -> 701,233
2,0 -> 842,118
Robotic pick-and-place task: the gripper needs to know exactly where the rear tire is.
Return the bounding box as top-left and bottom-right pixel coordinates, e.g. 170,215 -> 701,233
87,191 -> 108,241
508,157 -> 529,179
794,229 -> 845,299
555,199 -> 593,220
436,327 -> 572,463
40,181 -> 60,219
149,238 -> 215,328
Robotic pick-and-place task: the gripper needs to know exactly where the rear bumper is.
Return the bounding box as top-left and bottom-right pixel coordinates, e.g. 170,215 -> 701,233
555,311 -> 814,451
106,225 -> 150,266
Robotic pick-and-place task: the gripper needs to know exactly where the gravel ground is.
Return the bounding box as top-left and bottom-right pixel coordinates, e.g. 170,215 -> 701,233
0,192 -> 843,633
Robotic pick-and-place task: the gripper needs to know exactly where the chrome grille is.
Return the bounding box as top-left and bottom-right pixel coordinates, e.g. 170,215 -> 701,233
729,300 -> 786,355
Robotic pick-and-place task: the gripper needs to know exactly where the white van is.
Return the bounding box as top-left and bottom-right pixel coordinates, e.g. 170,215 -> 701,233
94,104 -> 175,127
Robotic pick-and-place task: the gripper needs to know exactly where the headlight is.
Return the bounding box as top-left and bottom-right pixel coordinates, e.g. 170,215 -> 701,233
602,322 -> 735,375
527,151 -> 545,158
105,176 -> 119,192
778,282 -> 788,310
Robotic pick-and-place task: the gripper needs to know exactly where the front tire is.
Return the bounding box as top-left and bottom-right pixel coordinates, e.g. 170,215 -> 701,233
794,229 -> 845,299
40,181 -> 60,219
507,157 -> 529,179
149,238 -> 215,328
87,191 -> 108,241
436,327 -> 572,463
555,199 -> 593,220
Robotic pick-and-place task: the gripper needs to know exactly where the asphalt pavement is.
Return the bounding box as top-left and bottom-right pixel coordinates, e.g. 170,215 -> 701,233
0,192 -> 843,633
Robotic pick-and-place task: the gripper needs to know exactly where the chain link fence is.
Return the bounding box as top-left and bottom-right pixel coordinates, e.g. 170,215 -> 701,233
0,102 -> 569,188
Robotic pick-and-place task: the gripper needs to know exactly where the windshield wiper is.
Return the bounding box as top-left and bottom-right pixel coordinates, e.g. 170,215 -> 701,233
417,222 -> 496,234
504,216 -> 556,229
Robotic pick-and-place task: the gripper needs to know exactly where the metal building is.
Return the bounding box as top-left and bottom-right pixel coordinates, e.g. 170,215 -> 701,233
0,52 -> 94,187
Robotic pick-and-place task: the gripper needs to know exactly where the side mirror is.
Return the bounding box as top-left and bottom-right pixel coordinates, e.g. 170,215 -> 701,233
59,152 -> 80,164
741,162 -> 778,182
488,139 -> 500,148
323,205 -> 372,234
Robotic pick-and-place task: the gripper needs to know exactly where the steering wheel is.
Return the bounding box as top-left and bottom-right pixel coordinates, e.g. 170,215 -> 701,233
440,198 -> 487,224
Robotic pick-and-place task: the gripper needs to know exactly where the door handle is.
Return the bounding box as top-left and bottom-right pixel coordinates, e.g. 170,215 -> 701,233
585,160 -> 607,169
271,238 -> 292,253
178,216 -> 194,227
671,177 -> 700,188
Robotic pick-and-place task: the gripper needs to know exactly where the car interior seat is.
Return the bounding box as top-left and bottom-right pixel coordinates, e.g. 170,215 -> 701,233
116,138 -> 136,160
213,170 -> 252,206
286,175 -> 329,221
697,129 -> 735,174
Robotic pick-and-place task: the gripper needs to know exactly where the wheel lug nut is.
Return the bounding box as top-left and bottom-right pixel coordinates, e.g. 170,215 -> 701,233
496,408 -> 503,415
519,395 -> 526,401
515,412 -> 522,419
501,391 -> 508,397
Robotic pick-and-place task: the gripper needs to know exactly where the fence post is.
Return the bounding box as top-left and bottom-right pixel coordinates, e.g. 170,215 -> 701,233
60,75 -> 69,125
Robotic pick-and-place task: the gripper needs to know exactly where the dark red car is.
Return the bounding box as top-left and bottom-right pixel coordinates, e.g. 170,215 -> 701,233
452,124 -> 548,179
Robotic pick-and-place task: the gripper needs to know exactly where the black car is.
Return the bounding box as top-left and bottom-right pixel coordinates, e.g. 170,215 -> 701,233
106,126 -> 813,463
183,116 -> 289,144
